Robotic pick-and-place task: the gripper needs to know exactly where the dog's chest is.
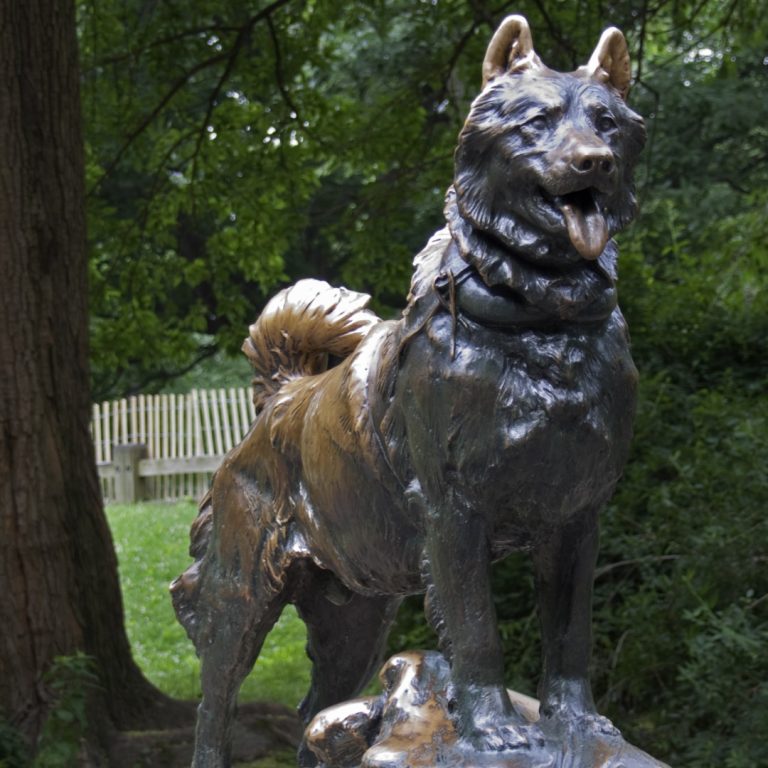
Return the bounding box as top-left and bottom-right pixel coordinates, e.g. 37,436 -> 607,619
396,309 -> 637,528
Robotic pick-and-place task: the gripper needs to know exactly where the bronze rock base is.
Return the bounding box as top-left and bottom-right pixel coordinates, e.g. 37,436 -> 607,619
305,652 -> 669,768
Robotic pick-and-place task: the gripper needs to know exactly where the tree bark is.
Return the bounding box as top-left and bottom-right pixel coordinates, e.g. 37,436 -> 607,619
0,0 -> 170,747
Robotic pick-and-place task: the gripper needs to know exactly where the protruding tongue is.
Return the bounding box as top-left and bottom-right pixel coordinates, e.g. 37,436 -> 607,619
560,196 -> 608,260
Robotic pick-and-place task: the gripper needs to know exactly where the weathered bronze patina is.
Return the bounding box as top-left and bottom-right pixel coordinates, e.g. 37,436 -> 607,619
306,651 -> 667,768
172,15 -> 659,768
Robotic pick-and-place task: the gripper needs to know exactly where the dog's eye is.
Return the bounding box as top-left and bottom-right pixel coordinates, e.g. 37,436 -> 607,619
596,114 -> 617,133
525,115 -> 548,131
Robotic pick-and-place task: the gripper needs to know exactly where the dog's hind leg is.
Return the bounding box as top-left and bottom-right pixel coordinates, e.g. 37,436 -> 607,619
191,569 -> 288,768
292,562 -> 401,767
183,474 -> 294,768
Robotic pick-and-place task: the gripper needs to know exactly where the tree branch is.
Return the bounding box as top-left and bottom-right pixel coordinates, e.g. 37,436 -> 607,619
189,29 -> 249,187
86,25 -> 237,70
595,554 -> 680,580
183,0 -> 298,189
650,0 -> 739,72
123,344 -> 220,397
137,129 -> 199,234
90,0 -> 297,194
266,13 -> 301,119
529,0 -> 577,64
436,22 -> 479,106
634,0 -> 649,85
88,51 -> 229,195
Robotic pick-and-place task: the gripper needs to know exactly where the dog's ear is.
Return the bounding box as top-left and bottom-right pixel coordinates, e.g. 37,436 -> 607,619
482,15 -> 543,87
584,27 -> 632,99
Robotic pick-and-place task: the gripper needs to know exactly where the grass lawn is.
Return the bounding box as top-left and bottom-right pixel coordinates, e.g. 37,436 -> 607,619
107,502 -> 311,708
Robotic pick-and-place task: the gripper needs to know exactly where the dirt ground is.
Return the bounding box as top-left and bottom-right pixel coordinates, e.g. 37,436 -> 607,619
107,701 -> 302,768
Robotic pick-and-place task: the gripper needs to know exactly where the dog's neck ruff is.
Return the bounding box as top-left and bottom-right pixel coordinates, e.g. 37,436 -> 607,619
443,187 -> 618,327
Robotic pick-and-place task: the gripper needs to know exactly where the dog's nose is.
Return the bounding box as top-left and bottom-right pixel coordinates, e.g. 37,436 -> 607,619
571,145 -> 615,177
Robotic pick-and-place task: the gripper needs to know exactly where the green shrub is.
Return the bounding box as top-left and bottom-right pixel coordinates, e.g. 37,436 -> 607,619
0,716 -> 29,768
34,653 -> 99,768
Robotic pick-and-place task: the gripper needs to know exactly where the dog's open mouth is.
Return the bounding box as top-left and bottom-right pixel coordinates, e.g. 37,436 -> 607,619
544,187 -> 608,260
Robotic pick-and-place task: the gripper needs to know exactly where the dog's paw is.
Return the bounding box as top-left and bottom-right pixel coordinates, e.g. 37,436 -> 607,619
576,712 -> 621,738
463,721 -> 537,752
541,707 -> 622,742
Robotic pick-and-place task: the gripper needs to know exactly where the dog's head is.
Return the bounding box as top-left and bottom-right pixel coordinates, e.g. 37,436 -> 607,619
454,16 -> 646,266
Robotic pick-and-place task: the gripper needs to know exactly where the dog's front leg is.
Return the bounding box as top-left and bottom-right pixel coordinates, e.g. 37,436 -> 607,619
424,496 -> 530,751
533,509 -> 618,738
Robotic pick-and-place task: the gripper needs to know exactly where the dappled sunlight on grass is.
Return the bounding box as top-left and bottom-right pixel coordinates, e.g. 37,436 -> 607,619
107,502 -> 311,708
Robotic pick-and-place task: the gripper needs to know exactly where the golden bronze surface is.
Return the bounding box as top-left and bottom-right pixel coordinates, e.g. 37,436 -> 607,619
306,652 -> 668,768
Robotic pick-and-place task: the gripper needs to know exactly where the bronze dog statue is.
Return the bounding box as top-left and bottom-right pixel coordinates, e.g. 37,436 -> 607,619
172,15 -> 646,767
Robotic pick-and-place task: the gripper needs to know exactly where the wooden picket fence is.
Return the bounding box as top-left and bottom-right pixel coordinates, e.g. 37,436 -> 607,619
91,388 -> 256,503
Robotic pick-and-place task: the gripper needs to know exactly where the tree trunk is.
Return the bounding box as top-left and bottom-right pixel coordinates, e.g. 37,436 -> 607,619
0,0 -> 170,748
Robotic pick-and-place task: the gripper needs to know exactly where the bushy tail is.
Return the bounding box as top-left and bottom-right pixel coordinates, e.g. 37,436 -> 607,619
171,280 -> 380,646
242,279 -> 381,413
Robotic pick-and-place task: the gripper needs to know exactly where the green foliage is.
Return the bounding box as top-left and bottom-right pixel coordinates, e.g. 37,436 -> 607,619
33,654 -> 99,768
82,0 -> 703,398
592,380 -> 768,766
157,348 -> 251,394
79,0 -> 471,397
0,717 -> 29,768
0,656 -> 100,768
106,502 -> 310,706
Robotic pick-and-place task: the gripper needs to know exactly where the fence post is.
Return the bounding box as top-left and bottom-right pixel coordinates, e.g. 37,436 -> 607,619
113,443 -> 147,503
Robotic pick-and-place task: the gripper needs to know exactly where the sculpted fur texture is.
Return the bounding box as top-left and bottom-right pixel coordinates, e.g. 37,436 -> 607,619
172,15 -> 647,768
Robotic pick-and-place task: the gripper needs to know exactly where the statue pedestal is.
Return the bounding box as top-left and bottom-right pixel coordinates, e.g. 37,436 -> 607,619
305,652 -> 669,768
